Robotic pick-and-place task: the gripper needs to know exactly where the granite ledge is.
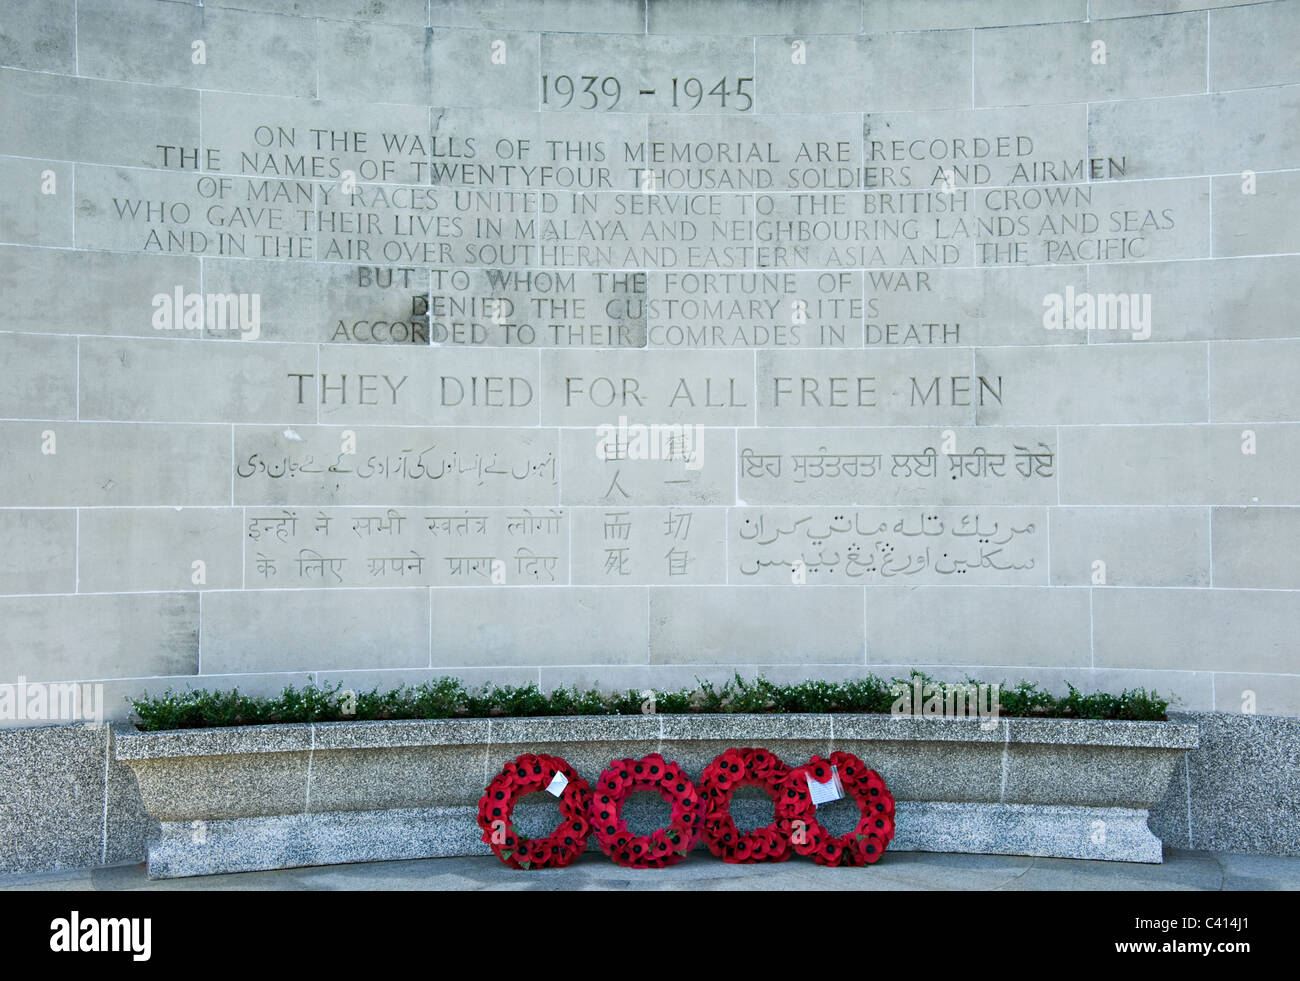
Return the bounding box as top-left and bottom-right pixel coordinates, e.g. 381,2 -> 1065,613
1004,717 -> 1200,749
111,722 -> 313,760
113,713 -> 1198,761
309,718 -> 490,751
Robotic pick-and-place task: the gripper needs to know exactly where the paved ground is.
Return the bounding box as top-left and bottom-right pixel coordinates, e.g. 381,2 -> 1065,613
4,848 -> 1298,891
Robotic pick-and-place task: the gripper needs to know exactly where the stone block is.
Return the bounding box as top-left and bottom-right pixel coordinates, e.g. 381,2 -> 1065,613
317,19 -> 430,105
432,0 -> 643,32
0,593 -> 198,683
0,158 -> 72,246
1049,506 -> 1210,587
649,586 -> 865,664
0,510 -> 75,595
865,0 -> 1084,31
1211,506 -> 1300,588
0,245 -> 200,338
0,334 -> 76,419
431,29 -> 539,109
0,0 -> 75,72
862,585 -> 1092,667
0,422 -> 231,507
1089,87 -> 1300,180
729,505 -> 1048,586
79,338 -> 317,423
570,505 -> 725,585
648,0 -> 862,35
1211,339 -> 1300,423
560,426 -> 734,506
1086,256 -> 1300,343
738,426 -> 1060,506
77,0 -> 316,97
758,31 -> 971,113
232,425 -> 560,506
0,725 -> 108,874
1210,0 -> 1300,90
77,507 -> 243,593
1213,170 -> 1300,256
431,586 -> 649,666
974,13 -> 1207,106
1058,424 -> 1300,505
0,68 -> 198,168
197,588 -> 430,674
1093,587 -> 1300,673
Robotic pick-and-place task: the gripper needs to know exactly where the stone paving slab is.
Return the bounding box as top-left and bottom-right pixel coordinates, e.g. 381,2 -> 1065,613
2,848 -> 1297,892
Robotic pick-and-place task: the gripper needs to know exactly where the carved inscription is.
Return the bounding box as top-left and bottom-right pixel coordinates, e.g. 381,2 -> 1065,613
75,82 -> 1175,586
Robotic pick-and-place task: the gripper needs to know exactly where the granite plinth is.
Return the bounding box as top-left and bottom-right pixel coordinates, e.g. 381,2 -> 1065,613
115,714 -> 1197,877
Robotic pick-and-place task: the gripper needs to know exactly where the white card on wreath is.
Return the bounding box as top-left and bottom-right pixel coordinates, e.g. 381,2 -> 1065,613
545,771 -> 569,797
806,765 -> 843,806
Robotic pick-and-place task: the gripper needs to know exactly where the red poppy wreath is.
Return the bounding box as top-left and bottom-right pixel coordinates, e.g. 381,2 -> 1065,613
774,751 -> 896,867
477,752 -> 593,869
698,747 -> 794,863
590,753 -> 701,868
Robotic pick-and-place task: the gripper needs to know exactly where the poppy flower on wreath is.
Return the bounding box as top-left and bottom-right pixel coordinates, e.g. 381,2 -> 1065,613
510,757 -> 534,783
852,832 -> 887,864
781,781 -> 810,807
763,828 -> 794,863
860,812 -> 895,841
807,756 -> 834,784
477,753 -> 594,869
673,786 -> 700,811
776,752 -> 897,867
802,822 -> 826,852
864,777 -> 889,802
819,838 -> 845,866
834,755 -> 862,783
566,815 -> 590,837
610,829 -> 634,852
697,747 -> 795,864
590,754 -> 700,869
597,771 -> 627,796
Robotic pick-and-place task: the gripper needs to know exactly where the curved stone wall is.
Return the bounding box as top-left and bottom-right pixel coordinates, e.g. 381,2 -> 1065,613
0,0 -> 1297,872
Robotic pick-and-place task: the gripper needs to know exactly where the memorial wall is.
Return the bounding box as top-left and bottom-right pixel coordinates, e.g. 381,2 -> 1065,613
1,0 -> 1298,870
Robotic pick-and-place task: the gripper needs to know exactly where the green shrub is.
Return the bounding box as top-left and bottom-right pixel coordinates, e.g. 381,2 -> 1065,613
127,671 -> 1170,731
